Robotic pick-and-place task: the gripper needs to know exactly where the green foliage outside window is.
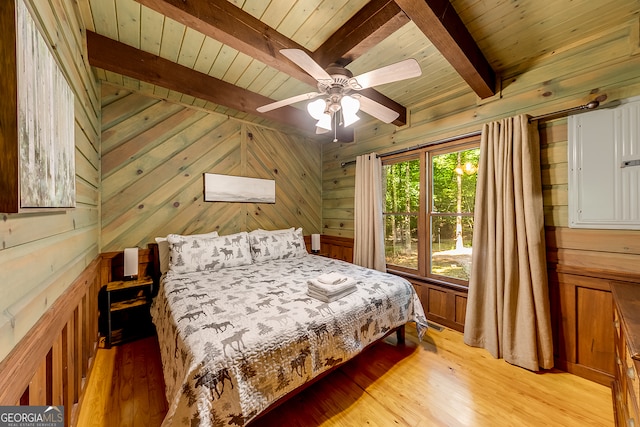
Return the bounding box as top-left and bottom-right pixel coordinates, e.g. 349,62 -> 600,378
383,160 -> 420,268
383,146 -> 479,283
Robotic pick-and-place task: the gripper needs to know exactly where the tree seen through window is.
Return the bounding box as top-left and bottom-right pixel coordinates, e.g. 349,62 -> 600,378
382,142 -> 479,285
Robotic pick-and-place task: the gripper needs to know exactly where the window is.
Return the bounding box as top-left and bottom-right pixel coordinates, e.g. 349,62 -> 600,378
383,158 -> 420,269
382,137 -> 479,286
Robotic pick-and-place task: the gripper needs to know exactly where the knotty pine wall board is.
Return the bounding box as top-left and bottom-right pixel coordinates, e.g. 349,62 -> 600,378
102,121 -> 242,224
321,17 -> 640,238
101,121 -> 243,249
99,84 -> 322,252
101,92 -> 161,129
102,109 -> 209,176
0,0 -> 100,362
101,112 -> 230,200
101,102 -> 186,154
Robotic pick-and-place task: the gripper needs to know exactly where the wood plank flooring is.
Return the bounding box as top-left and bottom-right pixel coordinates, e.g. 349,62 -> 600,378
76,336 -> 166,426
77,325 -> 613,426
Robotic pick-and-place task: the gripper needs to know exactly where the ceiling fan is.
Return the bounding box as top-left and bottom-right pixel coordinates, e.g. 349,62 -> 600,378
257,49 -> 422,137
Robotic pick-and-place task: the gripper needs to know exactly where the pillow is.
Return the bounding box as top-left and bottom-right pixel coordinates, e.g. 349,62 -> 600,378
249,227 -> 307,262
155,230 -> 218,275
249,227 -> 294,235
167,231 -> 251,274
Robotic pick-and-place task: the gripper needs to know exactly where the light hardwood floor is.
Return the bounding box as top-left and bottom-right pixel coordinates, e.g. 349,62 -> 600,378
77,325 -> 613,426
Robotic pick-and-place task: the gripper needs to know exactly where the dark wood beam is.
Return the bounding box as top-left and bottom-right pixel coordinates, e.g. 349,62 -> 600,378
134,0 -> 408,126
313,0 -> 410,68
86,31 -> 316,131
394,0 -> 496,99
136,0 -> 312,85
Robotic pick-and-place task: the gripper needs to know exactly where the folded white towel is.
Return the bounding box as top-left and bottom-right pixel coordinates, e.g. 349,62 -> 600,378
317,272 -> 348,285
308,277 -> 356,295
307,286 -> 356,303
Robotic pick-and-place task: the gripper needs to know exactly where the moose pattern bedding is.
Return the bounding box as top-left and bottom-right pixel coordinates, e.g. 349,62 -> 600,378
151,254 -> 428,426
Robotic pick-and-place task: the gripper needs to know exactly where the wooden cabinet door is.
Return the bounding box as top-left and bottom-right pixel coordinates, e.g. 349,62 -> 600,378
549,271 -> 615,385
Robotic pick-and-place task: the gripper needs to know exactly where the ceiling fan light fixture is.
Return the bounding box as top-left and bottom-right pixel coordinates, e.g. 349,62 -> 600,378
341,95 -> 360,127
307,98 -> 327,120
316,113 -> 332,131
343,111 -> 360,127
257,49 -> 421,134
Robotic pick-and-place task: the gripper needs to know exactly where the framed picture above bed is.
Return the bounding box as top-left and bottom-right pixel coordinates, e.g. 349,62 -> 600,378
203,173 -> 275,203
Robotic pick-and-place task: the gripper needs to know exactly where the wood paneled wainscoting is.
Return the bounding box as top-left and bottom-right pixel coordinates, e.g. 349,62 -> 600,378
0,258 -> 101,426
547,226 -> 640,386
404,277 -> 467,332
0,248 -> 156,426
314,234 -> 355,263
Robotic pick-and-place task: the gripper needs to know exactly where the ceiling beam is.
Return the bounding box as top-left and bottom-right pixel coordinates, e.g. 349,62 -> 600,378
85,31 -> 317,131
134,0 -> 408,126
394,0 -> 496,99
136,0 -> 312,85
313,0 -> 410,68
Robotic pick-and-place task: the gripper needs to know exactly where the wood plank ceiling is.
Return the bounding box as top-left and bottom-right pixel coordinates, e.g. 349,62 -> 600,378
80,0 -> 640,140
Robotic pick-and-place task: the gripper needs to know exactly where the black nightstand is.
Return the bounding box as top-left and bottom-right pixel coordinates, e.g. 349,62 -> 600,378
104,277 -> 154,347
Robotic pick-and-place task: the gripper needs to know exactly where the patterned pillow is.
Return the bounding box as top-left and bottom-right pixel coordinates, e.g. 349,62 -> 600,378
155,231 -> 218,274
167,231 -> 251,273
249,227 -> 307,262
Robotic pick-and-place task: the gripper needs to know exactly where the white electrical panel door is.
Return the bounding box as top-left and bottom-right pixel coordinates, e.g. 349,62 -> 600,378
568,97 -> 640,229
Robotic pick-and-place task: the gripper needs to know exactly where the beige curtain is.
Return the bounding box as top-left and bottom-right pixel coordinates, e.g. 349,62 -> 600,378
354,153 -> 386,271
464,115 -> 554,371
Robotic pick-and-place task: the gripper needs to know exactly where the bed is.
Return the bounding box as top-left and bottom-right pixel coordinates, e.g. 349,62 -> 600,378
150,228 -> 428,426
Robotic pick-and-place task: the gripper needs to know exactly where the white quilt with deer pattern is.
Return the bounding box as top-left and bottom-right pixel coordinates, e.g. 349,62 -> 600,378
151,254 -> 428,426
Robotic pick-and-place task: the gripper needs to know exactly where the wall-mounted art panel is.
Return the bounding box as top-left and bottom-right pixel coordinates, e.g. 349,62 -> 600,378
0,0 -> 75,213
16,0 -> 75,209
204,173 -> 275,203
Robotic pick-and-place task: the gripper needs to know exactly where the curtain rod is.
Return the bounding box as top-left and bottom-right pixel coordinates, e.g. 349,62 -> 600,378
340,99 -> 604,168
528,100 -> 600,122
340,130 -> 481,167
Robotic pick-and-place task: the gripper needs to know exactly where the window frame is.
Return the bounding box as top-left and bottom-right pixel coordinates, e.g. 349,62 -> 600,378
381,153 -> 424,274
382,135 -> 480,288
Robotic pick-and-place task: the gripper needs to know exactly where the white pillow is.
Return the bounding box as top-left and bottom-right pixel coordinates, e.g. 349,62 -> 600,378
249,227 -> 307,262
155,230 -> 218,274
249,227 -> 294,235
167,231 -> 251,274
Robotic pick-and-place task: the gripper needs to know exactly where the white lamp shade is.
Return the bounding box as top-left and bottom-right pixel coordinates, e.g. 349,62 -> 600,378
123,247 -> 138,278
343,110 -> 360,127
341,95 -> 360,127
341,95 -> 360,115
311,234 -> 321,252
316,113 -> 332,131
307,98 -> 326,120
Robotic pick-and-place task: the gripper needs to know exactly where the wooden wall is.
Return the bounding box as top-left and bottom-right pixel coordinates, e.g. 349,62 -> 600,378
0,258 -> 101,426
320,15 -> 640,380
100,84 -> 322,252
322,18 -> 640,238
541,119 -> 640,385
0,0 -> 100,362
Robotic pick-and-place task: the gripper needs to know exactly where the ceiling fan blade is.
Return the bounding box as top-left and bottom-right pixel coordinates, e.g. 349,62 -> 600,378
280,49 -> 333,83
350,58 -> 422,90
256,92 -> 323,113
355,94 -> 400,123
